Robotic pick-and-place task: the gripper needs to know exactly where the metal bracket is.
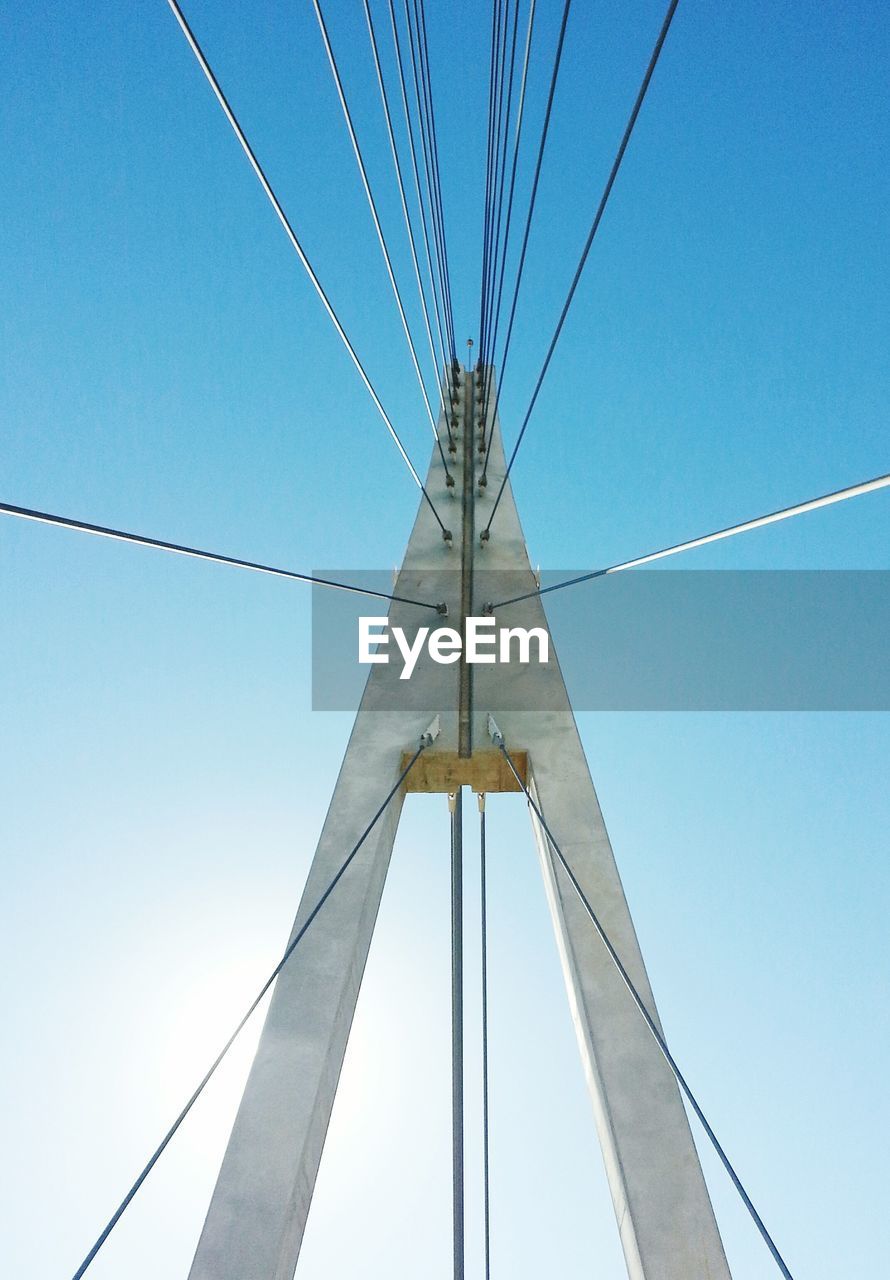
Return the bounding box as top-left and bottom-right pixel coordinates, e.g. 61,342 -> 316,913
420,714 -> 441,748
486,713 -> 504,748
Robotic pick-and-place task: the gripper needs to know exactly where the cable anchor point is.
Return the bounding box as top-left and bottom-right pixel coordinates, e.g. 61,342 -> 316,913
486,714 -> 504,749
420,715 -> 441,749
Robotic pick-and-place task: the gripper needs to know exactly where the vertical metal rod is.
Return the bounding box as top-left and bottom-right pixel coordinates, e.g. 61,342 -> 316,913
479,794 -> 491,1280
458,363 -> 475,757
450,788 -> 465,1280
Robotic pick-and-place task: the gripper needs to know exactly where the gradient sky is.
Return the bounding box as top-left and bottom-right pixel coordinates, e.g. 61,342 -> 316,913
2,2 -> 889,1277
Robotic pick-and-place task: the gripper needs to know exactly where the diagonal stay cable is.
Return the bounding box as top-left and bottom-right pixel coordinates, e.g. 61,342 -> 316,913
69,732 -> 435,1280
1,501 -> 447,612
483,471 -> 890,611
409,0 -> 456,362
483,0 -> 681,533
479,0 -> 521,445
165,0 -> 450,539
480,0 -> 537,455
364,0 -> 452,445
479,0 -> 506,363
415,0 -> 457,362
312,0 -> 453,483
404,0 -> 449,358
482,0 -> 529,369
478,0 -> 501,363
490,725 -> 795,1280
479,0 -> 572,485
388,0 -> 451,385
482,0 -> 520,376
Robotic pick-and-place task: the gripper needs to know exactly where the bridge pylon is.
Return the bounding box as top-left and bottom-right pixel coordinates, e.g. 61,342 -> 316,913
188,364 -> 731,1280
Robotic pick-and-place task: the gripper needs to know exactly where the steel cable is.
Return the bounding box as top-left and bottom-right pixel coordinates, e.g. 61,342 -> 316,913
479,0 -> 537,453
164,0 -> 449,536
364,0 -> 452,441
483,471 -> 890,611
388,0 -> 452,383
312,0 -> 453,483
0,500 -> 446,612
493,735 -> 795,1280
69,739 -> 431,1279
479,0 -> 572,484
483,0 -> 681,533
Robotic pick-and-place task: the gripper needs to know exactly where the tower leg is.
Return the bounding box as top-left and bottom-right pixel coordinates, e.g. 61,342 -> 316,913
527,727 -> 731,1279
187,728 -> 406,1280
476,377 -> 731,1278
188,370 -> 461,1280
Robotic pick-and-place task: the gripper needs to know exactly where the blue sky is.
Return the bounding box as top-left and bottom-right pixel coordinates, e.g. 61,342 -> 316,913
1,1 -> 888,1277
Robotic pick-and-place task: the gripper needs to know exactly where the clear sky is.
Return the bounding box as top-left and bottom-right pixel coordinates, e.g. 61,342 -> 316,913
1,1 -> 888,1277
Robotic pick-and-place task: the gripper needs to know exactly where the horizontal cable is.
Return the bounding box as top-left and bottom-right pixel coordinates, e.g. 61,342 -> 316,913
165,0 -> 449,538
70,739 -> 429,1279
484,471 -> 890,610
495,736 -> 795,1280
483,0 -> 680,529
1,501 -> 445,612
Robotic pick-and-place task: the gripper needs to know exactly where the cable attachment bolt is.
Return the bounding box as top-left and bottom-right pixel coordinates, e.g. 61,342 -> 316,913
446,473 -> 455,488
482,601 -> 494,616
479,528 -> 490,545
443,528 -> 454,546
435,602 -> 449,616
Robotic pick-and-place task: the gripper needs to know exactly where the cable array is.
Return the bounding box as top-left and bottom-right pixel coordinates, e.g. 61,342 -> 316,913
313,0 -> 453,484
364,0 -> 453,444
478,0 -> 537,455
403,0 -> 457,364
387,0 -> 452,386
479,0 -> 520,374
479,0 -> 572,486
483,0 -> 680,533
165,0 -> 450,538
